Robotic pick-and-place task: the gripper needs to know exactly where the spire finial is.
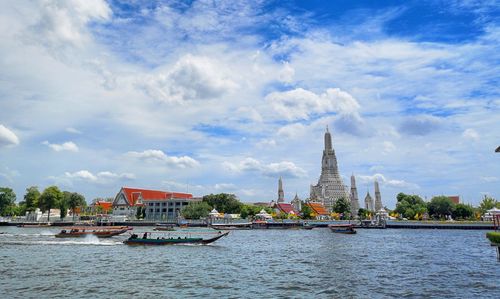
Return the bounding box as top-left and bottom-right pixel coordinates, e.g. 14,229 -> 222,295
326,125 -> 329,133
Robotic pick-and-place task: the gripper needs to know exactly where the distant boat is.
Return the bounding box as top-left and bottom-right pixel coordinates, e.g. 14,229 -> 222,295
328,224 -> 357,234
123,231 -> 229,245
55,226 -> 130,238
17,223 -> 52,227
154,224 -> 176,231
210,222 -> 252,230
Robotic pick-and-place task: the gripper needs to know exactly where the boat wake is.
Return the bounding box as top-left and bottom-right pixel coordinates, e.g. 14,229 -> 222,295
0,239 -> 122,246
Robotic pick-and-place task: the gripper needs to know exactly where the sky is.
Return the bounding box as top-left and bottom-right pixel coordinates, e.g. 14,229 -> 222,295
0,0 -> 499,208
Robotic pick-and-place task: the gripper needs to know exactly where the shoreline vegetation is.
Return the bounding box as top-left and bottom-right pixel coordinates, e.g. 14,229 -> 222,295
1,187 -> 499,224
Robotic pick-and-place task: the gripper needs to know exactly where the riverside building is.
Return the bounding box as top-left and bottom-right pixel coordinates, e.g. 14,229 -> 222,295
112,187 -> 200,220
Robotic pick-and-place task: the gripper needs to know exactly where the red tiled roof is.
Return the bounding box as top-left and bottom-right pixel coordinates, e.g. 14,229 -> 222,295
307,202 -> 329,215
121,187 -> 193,206
448,196 -> 460,204
276,203 -> 298,214
94,201 -> 112,212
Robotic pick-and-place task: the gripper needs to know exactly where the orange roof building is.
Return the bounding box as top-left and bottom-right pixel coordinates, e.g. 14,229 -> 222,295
94,201 -> 113,213
112,187 -> 200,220
306,202 -> 330,219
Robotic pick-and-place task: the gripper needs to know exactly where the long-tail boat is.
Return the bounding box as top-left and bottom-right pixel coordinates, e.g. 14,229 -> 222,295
123,231 -> 229,245
55,226 -> 130,238
328,224 -> 357,234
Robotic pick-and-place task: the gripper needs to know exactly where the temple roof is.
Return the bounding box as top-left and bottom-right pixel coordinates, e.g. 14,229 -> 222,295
306,202 -> 329,215
276,203 -> 299,214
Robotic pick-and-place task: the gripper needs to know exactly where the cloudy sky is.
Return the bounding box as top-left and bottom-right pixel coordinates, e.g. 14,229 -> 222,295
0,0 -> 499,208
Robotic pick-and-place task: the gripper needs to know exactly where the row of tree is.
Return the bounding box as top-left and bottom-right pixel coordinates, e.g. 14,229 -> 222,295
181,193 -> 354,220
394,193 -> 499,220
0,186 -> 86,221
181,193 -> 276,219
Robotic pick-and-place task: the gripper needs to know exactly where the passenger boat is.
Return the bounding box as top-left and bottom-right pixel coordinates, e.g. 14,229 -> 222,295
328,224 -> 357,234
123,231 -> 229,245
55,226 -> 130,238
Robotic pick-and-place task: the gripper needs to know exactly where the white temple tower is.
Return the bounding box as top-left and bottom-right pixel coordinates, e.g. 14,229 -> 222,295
291,193 -> 302,212
364,191 -> 374,212
374,180 -> 383,211
278,176 -> 284,203
350,174 -> 360,216
310,126 -> 349,212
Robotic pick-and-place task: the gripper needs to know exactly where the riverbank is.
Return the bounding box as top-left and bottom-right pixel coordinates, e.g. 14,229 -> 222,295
4,219 -> 496,230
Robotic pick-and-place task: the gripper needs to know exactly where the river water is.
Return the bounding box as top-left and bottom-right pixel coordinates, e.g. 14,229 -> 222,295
0,226 -> 498,298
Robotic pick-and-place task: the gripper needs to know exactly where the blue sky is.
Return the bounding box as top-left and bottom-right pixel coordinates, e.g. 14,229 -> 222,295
0,0 -> 499,208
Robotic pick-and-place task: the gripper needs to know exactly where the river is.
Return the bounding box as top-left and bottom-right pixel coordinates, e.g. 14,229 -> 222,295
0,226 -> 498,298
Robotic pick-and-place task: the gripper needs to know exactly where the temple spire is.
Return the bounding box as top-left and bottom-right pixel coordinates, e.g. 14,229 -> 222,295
278,176 -> 284,203
374,180 -> 382,211
350,174 -> 360,217
324,126 -> 332,151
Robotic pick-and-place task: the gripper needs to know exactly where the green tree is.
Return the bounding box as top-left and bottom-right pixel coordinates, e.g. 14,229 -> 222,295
182,201 -> 212,219
427,196 -> 455,219
358,208 -> 370,220
0,187 -> 16,216
67,192 -> 86,221
136,206 -> 146,219
479,196 -> 498,213
202,193 -> 242,214
24,186 -> 40,213
59,193 -> 69,219
333,197 -> 350,216
239,204 -> 262,219
452,203 -> 474,220
395,193 -> 427,220
39,186 -> 63,222
301,204 -> 313,219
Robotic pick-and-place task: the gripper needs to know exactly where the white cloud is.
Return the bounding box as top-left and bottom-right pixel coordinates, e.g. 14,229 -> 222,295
139,55 -> 237,103
277,123 -> 307,139
462,128 -> 480,141
481,176 -> 498,182
65,127 -> 82,134
214,183 -> 237,191
357,173 -> 420,189
265,87 -> 361,121
0,125 -> 20,147
63,170 -> 135,183
126,149 -> 200,168
0,167 -> 20,183
42,140 -> 79,152
278,61 -> 295,83
32,0 -> 111,48
382,141 -> 396,154
223,157 -> 307,178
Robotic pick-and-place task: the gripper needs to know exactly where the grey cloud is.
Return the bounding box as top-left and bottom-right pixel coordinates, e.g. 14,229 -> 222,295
398,115 -> 443,136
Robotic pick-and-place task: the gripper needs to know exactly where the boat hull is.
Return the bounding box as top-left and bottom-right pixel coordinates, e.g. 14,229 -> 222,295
124,231 -> 229,245
328,224 -> 357,234
55,228 -> 128,238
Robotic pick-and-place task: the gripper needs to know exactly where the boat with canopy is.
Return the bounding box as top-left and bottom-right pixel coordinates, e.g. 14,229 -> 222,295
328,224 -> 357,234
123,230 -> 229,245
55,226 -> 131,238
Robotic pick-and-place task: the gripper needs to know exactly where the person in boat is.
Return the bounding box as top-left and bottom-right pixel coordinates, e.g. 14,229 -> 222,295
130,234 -> 138,239
142,232 -> 148,239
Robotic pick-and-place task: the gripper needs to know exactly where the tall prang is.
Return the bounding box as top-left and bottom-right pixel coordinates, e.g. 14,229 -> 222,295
374,180 -> 382,211
350,174 -> 360,217
278,176 -> 284,203
364,191 -> 374,212
310,126 -> 350,212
